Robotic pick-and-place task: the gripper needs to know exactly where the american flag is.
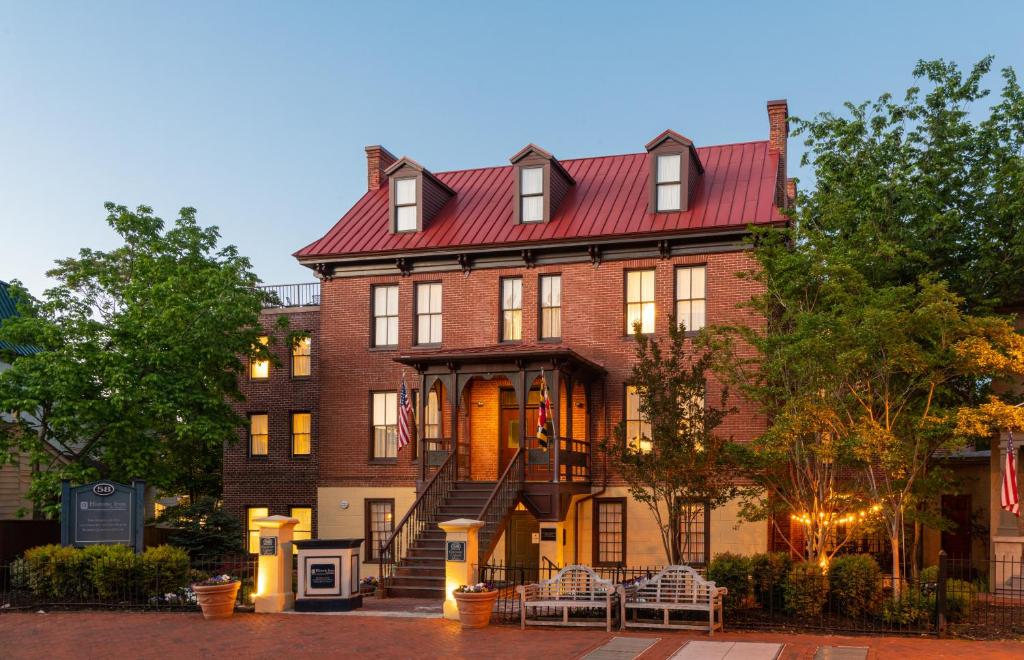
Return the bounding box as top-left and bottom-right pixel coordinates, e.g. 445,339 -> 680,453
536,371 -> 552,450
1002,431 -> 1019,517
398,376 -> 413,452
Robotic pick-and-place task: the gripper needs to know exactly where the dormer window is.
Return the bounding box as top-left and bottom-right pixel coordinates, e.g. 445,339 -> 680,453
520,167 -> 545,223
656,154 -> 682,211
395,178 -> 418,231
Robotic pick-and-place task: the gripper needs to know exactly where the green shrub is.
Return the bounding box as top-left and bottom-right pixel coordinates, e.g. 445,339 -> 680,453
162,497 -> 244,563
750,552 -> 792,608
828,554 -> 882,618
142,545 -> 191,596
22,545 -> 93,601
784,562 -> 828,617
920,565 -> 938,583
881,589 -> 934,626
707,552 -> 751,612
945,578 -> 975,622
88,544 -> 142,601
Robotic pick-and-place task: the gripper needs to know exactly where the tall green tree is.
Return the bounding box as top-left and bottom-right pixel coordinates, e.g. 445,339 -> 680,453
0,204 -> 277,514
602,318 -> 743,565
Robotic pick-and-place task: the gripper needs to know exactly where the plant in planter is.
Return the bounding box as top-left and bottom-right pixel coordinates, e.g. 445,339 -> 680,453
453,583 -> 498,629
359,576 -> 379,596
192,574 -> 241,620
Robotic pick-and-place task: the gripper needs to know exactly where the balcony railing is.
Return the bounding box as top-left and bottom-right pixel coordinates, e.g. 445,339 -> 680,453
257,282 -> 320,308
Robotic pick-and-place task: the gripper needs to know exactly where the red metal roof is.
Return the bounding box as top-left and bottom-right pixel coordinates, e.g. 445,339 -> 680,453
296,140 -> 785,260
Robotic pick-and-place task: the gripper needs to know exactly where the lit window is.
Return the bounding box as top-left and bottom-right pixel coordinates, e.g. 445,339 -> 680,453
250,336 -> 269,379
675,266 -> 706,332
680,502 -> 710,565
373,285 -> 399,347
424,389 -> 440,439
247,506 -> 269,554
540,275 -> 561,339
292,336 -> 311,377
501,277 -> 522,341
625,386 -> 652,453
250,414 -> 269,456
520,166 -> 544,222
625,270 -> 655,334
416,283 -> 442,344
395,178 -> 417,231
292,412 -> 311,456
594,499 -> 626,566
366,499 -> 395,561
372,392 -> 398,459
291,507 -> 313,554
656,154 -> 682,211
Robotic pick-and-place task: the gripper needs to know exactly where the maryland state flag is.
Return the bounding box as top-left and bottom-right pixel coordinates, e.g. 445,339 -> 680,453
536,371 -> 553,450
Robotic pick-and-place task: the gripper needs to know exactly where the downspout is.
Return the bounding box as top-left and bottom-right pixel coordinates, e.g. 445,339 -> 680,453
574,376 -> 611,563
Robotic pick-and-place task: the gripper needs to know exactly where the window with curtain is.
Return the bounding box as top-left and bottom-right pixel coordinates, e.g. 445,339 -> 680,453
372,392 -> 398,458
247,506 -> 269,554
416,283 -> 442,344
291,412 -> 311,456
250,336 -> 269,379
594,499 -> 626,566
520,166 -> 544,222
395,178 -> 418,231
625,386 -> 652,453
625,270 -> 656,334
249,414 -> 269,456
366,499 -> 395,561
675,266 -> 706,332
292,336 -> 311,377
373,285 -> 399,347
539,275 -> 561,339
290,507 -> 313,553
656,154 -> 682,211
501,277 -> 522,341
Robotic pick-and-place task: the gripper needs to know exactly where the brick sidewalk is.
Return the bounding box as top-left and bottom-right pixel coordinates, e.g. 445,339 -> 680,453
0,611 -> 1021,659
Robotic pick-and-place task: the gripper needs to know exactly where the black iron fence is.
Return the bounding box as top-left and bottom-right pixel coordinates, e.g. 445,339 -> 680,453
258,282 -> 320,308
0,555 -> 256,612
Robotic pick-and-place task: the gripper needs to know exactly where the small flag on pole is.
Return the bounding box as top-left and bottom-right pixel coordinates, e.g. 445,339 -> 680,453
536,370 -> 553,450
1002,431 -> 1019,517
398,375 -> 413,452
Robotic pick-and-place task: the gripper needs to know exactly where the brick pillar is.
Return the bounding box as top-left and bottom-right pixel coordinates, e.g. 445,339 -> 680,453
365,145 -> 397,191
767,100 -> 789,209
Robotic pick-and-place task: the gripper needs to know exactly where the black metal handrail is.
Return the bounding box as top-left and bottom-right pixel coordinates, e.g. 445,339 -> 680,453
477,448 -> 525,565
257,282 -> 320,308
378,450 -> 457,594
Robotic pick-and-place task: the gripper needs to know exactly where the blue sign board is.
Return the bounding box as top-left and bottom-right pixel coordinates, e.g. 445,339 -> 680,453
60,479 -> 144,553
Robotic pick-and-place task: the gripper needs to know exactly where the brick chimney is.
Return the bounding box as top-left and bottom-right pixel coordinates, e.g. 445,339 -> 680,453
767,99 -> 789,208
365,145 -> 397,191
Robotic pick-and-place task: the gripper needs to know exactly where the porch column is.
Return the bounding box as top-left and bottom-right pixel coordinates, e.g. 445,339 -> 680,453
518,367 -> 527,458
551,368 -> 561,484
419,371 -> 427,482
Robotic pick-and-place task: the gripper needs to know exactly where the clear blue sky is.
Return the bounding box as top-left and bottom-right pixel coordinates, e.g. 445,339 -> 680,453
2,1 -> 1022,295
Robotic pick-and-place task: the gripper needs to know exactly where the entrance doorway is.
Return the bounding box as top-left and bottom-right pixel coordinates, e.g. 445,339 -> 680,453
498,388 -> 539,475
941,494 -> 973,564
505,510 -> 539,571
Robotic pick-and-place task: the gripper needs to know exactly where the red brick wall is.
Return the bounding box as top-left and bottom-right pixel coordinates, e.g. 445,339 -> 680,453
223,308 -> 320,536
317,250 -> 766,488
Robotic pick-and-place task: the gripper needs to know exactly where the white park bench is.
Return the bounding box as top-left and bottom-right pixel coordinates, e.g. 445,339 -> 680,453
516,565 -> 617,631
616,565 -> 727,634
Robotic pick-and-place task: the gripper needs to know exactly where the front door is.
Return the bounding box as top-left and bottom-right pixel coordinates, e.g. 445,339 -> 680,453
498,388 -> 538,475
941,494 -> 973,564
505,511 -> 539,571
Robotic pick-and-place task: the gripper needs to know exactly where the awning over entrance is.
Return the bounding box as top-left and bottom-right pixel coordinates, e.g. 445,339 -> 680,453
393,344 -> 606,379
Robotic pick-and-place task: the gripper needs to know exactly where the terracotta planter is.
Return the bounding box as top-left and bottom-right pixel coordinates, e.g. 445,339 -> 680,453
454,590 -> 498,629
193,581 -> 241,620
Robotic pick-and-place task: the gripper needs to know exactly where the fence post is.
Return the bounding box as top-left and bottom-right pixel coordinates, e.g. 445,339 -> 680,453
935,550 -> 948,637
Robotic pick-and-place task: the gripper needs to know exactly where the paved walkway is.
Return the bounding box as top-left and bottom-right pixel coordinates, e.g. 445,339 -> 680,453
0,611 -> 1021,659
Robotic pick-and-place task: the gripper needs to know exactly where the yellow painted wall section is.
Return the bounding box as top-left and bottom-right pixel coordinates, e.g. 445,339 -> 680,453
317,486 -> 417,577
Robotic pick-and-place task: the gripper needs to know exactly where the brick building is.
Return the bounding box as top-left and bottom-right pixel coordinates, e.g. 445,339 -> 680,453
225,100 -> 792,596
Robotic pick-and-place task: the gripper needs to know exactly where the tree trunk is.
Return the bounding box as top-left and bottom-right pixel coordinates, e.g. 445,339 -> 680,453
890,525 -> 903,598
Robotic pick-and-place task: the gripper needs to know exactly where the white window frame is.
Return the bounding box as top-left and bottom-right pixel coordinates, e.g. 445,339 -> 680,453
675,266 -> 707,332
373,285 -> 399,347
625,270 -> 656,334
656,153 -> 682,212
416,282 -> 442,345
372,391 -> 398,459
394,178 -> 418,232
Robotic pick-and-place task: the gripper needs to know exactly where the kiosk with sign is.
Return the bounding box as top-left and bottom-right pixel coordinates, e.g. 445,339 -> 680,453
60,479 -> 145,553
294,539 -> 365,612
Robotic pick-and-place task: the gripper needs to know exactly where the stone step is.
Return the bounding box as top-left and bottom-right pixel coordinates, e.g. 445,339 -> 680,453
452,482 -> 497,492
386,584 -> 445,599
396,565 -> 445,578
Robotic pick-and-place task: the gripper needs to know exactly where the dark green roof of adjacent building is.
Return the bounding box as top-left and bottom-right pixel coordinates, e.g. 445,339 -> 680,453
0,280 -> 39,357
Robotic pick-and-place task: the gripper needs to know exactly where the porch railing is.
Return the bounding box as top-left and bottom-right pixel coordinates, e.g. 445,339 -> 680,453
378,450 -> 457,594
257,282 -> 320,308
478,448 -> 525,565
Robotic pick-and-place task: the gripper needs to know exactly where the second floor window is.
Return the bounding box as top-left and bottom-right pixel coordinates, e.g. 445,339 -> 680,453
292,336 -> 311,377
372,391 -> 398,459
501,277 -> 522,341
656,154 -> 682,211
373,285 -> 399,347
250,414 -> 269,456
625,270 -> 655,334
675,266 -> 706,332
250,336 -> 269,379
395,178 -> 418,231
539,275 -> 561,339
625,385 -> 652,453
520,166 -> 544,222
416,283 -> 442,344
292,412 -> 311,456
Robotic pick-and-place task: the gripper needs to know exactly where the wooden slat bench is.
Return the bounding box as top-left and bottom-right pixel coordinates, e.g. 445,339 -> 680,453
616,565 -> 726,634
516,565 -> 617,631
